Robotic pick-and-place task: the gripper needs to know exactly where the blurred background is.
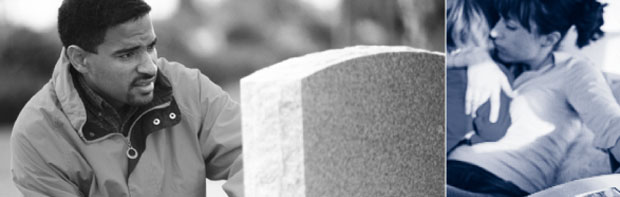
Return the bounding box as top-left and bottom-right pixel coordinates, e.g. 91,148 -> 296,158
0,0 -> 444,196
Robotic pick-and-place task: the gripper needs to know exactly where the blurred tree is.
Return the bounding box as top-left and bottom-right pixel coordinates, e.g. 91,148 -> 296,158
398,0 -> 445,52
338,0 -> 404,46
1,28 -> 59,76
0,26 -> 60,123
337,0 -> 444,52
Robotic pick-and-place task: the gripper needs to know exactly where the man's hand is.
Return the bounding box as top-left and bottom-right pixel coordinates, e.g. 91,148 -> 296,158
465,60 -> 514,123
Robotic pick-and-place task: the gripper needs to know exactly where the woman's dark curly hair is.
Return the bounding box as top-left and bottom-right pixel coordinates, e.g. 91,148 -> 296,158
495,0 -> 606,48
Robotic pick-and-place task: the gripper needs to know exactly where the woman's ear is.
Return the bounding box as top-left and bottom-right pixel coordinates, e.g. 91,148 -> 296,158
541,31 -> 562,48
66,45 -> 90,74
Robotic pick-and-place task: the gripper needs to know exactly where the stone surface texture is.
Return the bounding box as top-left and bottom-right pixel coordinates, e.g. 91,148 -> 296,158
241,46 -> 444,197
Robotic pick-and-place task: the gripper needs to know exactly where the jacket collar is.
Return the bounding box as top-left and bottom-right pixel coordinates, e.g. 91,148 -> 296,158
52,48 -> 88,133
51,48 -> 178,142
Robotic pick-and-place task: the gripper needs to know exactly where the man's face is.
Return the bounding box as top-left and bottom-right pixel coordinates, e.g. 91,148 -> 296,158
490,16 -> 545,64
83,14 -> 158,107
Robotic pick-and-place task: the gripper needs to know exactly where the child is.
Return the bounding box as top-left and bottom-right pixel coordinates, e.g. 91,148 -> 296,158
446,0 -> 513,153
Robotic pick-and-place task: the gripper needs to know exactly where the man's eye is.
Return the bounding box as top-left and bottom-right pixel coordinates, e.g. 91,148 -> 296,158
120,51 -> 135,59
147,45 -> 155,52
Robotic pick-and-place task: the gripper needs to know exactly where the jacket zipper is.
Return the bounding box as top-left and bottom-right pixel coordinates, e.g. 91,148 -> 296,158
123,101 -> 172,159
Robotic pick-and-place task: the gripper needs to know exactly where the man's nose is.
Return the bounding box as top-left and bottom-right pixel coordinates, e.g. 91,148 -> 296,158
137,52 -> 157,75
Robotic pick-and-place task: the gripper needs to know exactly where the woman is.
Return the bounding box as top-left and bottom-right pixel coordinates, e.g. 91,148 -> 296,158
447,0 -> 618,196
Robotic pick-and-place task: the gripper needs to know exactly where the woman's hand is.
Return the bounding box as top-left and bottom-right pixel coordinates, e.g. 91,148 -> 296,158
465,60 -> 514,123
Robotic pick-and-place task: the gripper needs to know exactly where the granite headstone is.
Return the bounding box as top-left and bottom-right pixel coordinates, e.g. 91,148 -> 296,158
241,46 -> 444,197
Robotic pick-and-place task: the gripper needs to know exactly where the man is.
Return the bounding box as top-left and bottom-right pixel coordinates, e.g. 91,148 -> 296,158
10,0 -> 243,196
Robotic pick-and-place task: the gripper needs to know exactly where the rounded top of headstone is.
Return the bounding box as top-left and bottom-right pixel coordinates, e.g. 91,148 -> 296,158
241,45 -> 444,84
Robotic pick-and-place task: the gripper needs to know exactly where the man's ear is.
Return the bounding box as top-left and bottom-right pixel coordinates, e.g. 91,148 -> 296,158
66,45 -> 90,74
541,31 -> 562,48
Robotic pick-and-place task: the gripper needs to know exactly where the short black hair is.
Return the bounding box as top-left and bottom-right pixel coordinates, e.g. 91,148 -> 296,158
57,0 -> 151,53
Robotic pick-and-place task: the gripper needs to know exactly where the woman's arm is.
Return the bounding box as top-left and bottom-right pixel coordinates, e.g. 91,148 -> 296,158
565,59 -> 620,152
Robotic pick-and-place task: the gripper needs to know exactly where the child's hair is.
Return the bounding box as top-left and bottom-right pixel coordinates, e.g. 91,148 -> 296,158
495,0 -> 606,48
446,0 -> 498,52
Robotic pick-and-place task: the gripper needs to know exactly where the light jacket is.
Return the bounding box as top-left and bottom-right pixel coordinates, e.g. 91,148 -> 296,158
10,49 -> 243,197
